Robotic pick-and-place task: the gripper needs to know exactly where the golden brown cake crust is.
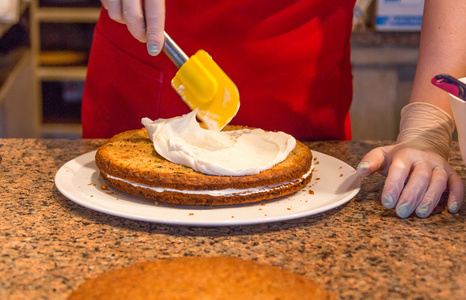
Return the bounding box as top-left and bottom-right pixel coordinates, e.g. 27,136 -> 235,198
95,126 -> 313,206
99,169 -> 312,206
68,257 -> 335,300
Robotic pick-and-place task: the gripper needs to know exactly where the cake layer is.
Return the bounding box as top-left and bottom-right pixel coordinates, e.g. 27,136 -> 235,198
100,163 -> 313,206
95,127 -> 313,191
95,126 -> 312,205
69,257 -> 335,300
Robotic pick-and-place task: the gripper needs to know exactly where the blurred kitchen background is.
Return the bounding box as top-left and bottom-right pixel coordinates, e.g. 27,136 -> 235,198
0,0 -> 426,140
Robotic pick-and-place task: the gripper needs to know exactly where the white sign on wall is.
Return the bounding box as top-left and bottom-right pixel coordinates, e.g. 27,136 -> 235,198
376,0 -> 425,31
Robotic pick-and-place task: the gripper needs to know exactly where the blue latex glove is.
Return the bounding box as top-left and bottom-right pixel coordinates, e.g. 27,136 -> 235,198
357,145 -> 463,218
357,102 -> 463,218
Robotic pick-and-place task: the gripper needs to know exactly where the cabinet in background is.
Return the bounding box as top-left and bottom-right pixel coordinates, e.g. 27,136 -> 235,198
0,1 -> 37,138
31,0 -> 100,138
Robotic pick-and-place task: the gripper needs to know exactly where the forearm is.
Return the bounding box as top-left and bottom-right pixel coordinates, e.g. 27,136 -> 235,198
409,0 -> 466,116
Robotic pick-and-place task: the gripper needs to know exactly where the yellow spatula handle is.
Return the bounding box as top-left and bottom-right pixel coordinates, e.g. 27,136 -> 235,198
162,32 -> 188,69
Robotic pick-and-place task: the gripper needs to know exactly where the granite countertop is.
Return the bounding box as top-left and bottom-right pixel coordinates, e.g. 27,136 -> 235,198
0,139 -> 465,299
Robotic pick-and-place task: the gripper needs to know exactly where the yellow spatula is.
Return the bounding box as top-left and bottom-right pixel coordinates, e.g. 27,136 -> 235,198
162,32 -> 240,131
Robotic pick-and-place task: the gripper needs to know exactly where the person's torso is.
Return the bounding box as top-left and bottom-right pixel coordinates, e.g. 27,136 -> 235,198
90,0 -> 356,140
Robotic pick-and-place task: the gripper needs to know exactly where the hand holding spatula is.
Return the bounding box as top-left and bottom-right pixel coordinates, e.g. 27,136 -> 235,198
162,32 -> 240,131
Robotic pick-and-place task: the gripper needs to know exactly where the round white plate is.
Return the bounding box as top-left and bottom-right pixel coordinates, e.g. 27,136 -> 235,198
55,150 -> 360,226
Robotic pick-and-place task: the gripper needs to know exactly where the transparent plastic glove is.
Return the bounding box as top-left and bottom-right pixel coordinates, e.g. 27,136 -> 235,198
357,102 -> 463,218
101,0 -> 165,55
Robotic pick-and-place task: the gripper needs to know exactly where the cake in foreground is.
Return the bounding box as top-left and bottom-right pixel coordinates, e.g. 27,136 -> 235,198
68,257 -> 335,300
95,113 -> 313,206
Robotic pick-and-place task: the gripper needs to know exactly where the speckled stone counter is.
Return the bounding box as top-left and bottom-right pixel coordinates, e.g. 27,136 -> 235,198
0,139 -> 465,300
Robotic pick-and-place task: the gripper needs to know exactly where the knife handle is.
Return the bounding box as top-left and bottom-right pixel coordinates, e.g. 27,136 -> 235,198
162,32 -> 189,69
433,74 -> 466,100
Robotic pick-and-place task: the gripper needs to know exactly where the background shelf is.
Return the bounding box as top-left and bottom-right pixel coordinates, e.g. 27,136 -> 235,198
30,1 -> 100,138
35,7 -> 100,23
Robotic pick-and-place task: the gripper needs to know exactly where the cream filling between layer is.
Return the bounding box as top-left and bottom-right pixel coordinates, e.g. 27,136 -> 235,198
141,111 -> 296,176
105,164 -> 313,197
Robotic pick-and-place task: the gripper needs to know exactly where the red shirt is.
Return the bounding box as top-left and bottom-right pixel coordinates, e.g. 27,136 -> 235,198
82,0 -> 355,140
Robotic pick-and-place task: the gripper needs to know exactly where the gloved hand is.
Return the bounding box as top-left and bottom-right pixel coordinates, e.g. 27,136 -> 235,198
101,0 -> 165,56
357,102 -> 464,218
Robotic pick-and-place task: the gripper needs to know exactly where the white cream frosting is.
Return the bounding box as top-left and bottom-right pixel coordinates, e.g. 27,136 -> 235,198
141,111 -> 296,176
106,164 -> 313,197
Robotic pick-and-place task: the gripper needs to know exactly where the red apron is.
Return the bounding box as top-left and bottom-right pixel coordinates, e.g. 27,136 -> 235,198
82,0 -> 355,140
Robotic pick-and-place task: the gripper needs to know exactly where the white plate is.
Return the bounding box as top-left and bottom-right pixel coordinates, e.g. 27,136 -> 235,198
55,151 -> 360,226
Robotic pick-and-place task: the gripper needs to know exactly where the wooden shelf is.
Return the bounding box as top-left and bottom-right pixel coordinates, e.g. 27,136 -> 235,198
37,66 -> 88,81
34,7 -> 100,23
30,3 -> 100,137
